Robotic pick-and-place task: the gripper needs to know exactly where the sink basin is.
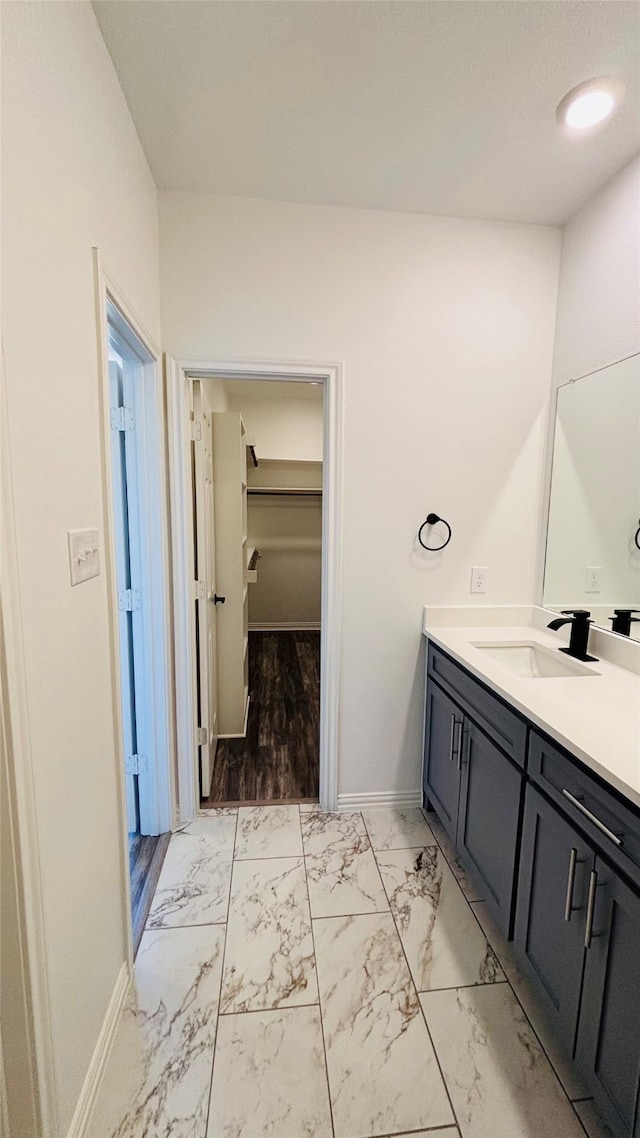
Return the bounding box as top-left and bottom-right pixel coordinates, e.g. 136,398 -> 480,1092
471,641 -> 599,679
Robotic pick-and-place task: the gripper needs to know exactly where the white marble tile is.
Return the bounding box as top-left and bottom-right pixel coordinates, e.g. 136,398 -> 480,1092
221,856 -> 317,1013
314,912 -> 454,1138
299,801 -> 320,812
234,804 -> 303,859
362,807 -> 437,850
301,808 -> 367,852
88,925 -> 225,1138
207,1006 -> 332,1137
147,816 -> 236,928
376,846 -> 503,991
574,1098 -> 618,1138
471,900 -> 589,1100
421,984 -> 586,1138
426,811 -> 485,902
302,811 -> 389,917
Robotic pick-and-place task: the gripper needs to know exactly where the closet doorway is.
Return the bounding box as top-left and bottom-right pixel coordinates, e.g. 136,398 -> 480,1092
201,379 -> 323,805
167,359 -> 342,818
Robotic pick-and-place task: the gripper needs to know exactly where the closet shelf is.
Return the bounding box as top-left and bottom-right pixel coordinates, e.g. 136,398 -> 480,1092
248,487 -> 322,496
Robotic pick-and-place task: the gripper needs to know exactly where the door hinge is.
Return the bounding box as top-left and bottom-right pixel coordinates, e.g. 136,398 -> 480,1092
190,419 -> 202,442
196,726 -> 208,746
119,588 -> 141,612
193,580 -> 206,601
125,753 -> 148,776
110,406 -> 135,432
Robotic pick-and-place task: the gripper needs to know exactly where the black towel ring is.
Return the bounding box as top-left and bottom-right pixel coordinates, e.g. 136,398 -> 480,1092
418,512 -> 452,552
635,519 -> 640,551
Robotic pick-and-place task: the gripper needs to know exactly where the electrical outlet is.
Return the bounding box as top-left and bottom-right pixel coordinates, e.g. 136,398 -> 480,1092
471,566 -> 487,594
585,566 -> 601,593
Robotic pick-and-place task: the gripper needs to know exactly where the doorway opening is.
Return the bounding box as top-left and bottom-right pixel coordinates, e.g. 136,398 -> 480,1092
105,299 -> 172,951
195,378 -> 324,806
167,359 -> 342,820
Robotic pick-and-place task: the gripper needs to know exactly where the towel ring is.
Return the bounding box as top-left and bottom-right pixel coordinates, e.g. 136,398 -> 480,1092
635,519 -> 640,551
418,512 -> 452,552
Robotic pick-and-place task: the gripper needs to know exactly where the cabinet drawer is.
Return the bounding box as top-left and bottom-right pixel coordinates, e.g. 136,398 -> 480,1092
427,644 -> 528,767
529,731 -> 640,894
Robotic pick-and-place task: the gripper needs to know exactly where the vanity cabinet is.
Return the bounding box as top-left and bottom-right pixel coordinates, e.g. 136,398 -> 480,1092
423,641 -> 640,1137
516,733 -> 640,1138
514,784 -> 594,1056
423,645 -> 525,935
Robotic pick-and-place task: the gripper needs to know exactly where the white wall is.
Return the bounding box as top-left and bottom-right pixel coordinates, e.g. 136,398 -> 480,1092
2,3 -> 160,1131
160,192 -> 561,799
226,382 -> 323,461
552,155 -> 640,386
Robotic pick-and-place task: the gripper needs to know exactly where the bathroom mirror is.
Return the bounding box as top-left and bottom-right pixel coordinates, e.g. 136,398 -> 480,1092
543,353 -> 640,639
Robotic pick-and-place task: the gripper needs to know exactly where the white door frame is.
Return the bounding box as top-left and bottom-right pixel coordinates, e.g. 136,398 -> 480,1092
166,357 -> 344,820
94,251 -> 176,958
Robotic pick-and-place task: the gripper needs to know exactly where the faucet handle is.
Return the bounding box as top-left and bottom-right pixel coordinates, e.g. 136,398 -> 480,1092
561,609 -> 592,620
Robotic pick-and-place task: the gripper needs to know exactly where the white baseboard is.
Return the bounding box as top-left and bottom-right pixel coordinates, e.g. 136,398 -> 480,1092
248,622 -> 321,631
337,790 -> 423,811
67,961 -> 130,1138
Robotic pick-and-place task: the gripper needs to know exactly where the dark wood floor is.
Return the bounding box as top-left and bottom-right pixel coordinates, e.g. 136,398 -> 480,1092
129,831 -> 171,954
202,630 -> 320,806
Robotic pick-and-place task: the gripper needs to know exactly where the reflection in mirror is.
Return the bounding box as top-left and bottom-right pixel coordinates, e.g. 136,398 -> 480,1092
543,354 -> 640,640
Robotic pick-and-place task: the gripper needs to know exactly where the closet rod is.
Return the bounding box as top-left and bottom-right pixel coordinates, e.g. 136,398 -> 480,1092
247,487 -> 323,496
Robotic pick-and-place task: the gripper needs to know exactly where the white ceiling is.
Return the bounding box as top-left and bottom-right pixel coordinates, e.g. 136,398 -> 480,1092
94,0 -> 640,225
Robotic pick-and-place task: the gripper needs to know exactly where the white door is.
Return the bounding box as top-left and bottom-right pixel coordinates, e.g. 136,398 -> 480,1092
193,382 -> 220,795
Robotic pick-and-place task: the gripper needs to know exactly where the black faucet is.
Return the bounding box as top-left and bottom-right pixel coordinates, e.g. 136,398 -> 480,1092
609,609 -> 640,637
547,609 -> 598,662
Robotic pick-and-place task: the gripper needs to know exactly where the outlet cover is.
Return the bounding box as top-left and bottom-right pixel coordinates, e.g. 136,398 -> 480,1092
471,566 -> 487,594
585,566 -> 601,593
68,528 -> 100,586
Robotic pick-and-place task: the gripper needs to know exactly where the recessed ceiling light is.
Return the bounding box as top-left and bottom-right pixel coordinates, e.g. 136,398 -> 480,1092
557,78 -> 622,131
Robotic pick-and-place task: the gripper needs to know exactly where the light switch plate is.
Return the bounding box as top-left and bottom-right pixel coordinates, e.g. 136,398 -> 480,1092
68,528 -> 100,586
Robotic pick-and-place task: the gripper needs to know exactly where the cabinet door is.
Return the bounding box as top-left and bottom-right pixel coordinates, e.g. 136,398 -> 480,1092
456,720 -> 522,935
576,858 -> 640,1138
514,785 -> 593,1056
423,680 -> 462,842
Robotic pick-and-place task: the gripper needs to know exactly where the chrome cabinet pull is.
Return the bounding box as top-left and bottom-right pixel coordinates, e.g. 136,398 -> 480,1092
584,869 -> 598,949
561,789 -> 623,847
564,847 -> 578,922
449,714 -> 456,763
456,721 -> 465,771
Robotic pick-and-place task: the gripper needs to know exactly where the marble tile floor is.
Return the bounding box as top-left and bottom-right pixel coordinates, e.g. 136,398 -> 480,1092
89,804 -> 613,1138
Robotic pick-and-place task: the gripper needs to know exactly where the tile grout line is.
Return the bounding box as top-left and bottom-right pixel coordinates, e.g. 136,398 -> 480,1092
359,811 -> 463,1138
203,806 -> 239,1138
420,808 -> 595,1129
300,802 -> 338,1138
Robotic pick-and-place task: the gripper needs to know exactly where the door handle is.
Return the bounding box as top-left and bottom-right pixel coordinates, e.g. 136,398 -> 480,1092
584,869 -> 599,949
210,593 -> 226,605
564,847 -> 578,922
456,721 -> 465,771
449,714 -> 457,763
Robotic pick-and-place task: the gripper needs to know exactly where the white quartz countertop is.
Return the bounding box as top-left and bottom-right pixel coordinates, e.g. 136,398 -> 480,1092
422,610 -> 640,809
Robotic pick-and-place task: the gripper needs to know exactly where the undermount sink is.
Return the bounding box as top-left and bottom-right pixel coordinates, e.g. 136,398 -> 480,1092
471,641 -> 600,679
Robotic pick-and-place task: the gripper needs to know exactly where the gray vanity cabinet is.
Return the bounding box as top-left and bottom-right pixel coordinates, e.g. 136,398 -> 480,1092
423,639 -> 640,1137
514,784 -> 594,1057
423,646 -> 525,934
422,678 -> 463,843
457,719 -> 523,934
575,858 -> 640,1138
